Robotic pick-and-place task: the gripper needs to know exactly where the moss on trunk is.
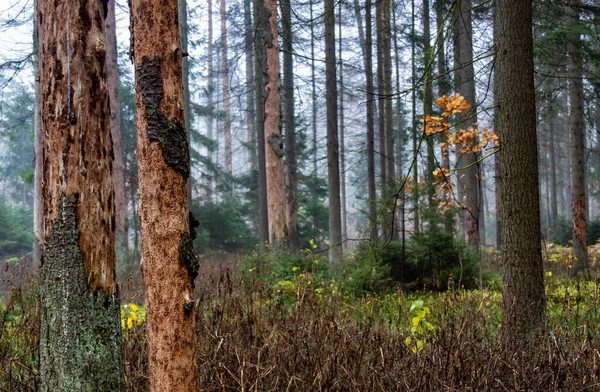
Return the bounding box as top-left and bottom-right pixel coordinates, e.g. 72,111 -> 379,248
40,195 -> 124,392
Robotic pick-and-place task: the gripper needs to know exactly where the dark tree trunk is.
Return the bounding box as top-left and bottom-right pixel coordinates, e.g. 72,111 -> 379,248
496,0 -> 546,351
33,0 -> 42,265
254,0 -> 270,248
325,0 -> 343,263
38,0 -> 124,388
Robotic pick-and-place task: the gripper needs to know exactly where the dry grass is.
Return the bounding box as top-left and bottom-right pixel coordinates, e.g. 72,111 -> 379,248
2,253 -> 600,391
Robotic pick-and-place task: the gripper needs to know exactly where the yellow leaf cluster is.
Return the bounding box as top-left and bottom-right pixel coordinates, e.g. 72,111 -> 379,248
435,93 -> 471,117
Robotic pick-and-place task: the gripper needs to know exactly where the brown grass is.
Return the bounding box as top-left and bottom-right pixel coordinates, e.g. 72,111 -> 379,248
2,254 -> 600,391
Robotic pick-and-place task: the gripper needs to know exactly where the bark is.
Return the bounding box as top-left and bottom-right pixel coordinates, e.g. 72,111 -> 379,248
106,0 -> 129,266
33,0 -> 42,265
221,0 -> 233,184
339,0 -> 347,247
245,0 -> 256,171
568,5 -> 589,277
207,0 -> 215,201
38,0 -> 123,388
261,0 -> 286,245
325,0 -> 343,263
496,0 -> 546,350
282,0 -> 299,250
131,0 -> 199,388
454,0 -> 479,248
254,0 -> 270,248
493,70 -> 501,249
353,0 -> 377,241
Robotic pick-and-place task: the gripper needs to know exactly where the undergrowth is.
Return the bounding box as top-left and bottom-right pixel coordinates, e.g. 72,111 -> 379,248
2,250 -> 600,391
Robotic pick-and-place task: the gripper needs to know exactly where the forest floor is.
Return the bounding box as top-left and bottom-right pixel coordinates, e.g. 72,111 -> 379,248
2,246 -> 600,391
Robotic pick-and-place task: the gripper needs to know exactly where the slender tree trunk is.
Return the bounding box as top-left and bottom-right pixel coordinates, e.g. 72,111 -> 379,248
353,0 -> 377,241
392,2 -> 405,258
568,5 -> 589,277
549,112 -> 558,230
411,0 -> 419,234
221,0 -> 232,185
207,0 -> 215,201
254,0 -> 270,248
261,0 -> 287,245
131,0 -> 199,388
38,0 -> 123,388
325,0 -> 343,263
245,0 -> 256,171
338,0 -> 347,248
33,0 -> 42,266
377,0 -> 387,196
310,0 -> 318,234
423,0 -> 435,216
106,0 -> 129,267
454,0 -> 479,248
179,0 -> 193,203
496,0 -> 546,351
282,0 -> 299,250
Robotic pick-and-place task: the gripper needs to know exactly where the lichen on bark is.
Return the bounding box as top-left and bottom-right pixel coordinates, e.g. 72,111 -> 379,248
40,195 -> 124,392
137,56 -> 190,177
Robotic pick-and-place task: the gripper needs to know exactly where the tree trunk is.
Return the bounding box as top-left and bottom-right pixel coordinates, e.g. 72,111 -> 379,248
411,0 -> 419,234
549,110 -> 558,230
245,0 -> 256,171
254,0 -> 270,248
310,0 -> 318,234
131,0 -> 199,388
339,0 -> 347,248
33,0 -> 42,266
38,0 -> 124,388
496,0 -> 546,351
106,0 -> 130,267
568,5 -> 588,277
454,0 -> 479,248
261,0 -> 287,245
221,0 -> 232,186
282,0 -> 299,250
423,0 -> 435,218
325,0 -> 343,263
207,0 -> 215,202
377,0 -> 386,197
353,0 -> 377,241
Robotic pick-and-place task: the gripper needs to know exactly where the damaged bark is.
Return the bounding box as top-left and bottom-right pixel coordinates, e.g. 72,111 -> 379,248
38,0 -> 123,388
131,0 -> 199,389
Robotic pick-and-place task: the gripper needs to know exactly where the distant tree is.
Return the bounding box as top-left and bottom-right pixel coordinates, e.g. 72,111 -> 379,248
282,0 -> 299,249
38,0 -> 123,388
325,0 -> 342,263
254,0 -> 270,248
221,0 -> 233,186
105,0 -> 129,266
496,0 -> 546,350
567,3 -> 589,277
130,0 -> 199,389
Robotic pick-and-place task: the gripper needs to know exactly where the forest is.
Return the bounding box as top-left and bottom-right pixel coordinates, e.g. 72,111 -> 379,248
0,0 -> 599,390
